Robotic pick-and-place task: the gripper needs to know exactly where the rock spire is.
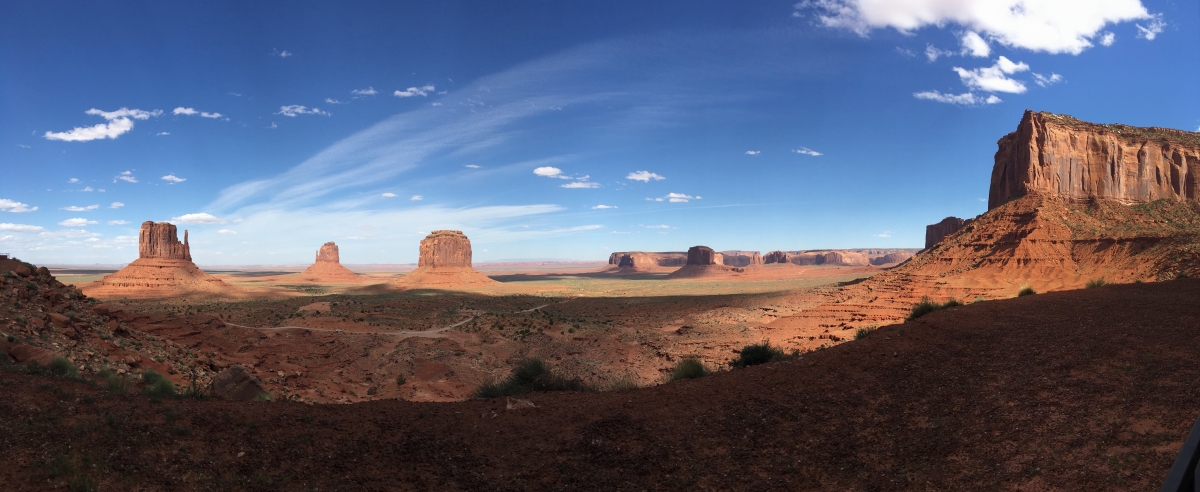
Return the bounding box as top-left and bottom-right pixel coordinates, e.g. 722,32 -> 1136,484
139,221 -> 191,261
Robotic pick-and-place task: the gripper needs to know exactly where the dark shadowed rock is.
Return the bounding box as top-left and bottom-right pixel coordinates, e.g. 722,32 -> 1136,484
926,217 -> 968,250
764,251 -> 789,264
686,246 -> 717,265
211,365 -> 269,401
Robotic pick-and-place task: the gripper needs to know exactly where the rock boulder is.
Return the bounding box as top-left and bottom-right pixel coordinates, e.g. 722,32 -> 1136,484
211,365 -> 270,401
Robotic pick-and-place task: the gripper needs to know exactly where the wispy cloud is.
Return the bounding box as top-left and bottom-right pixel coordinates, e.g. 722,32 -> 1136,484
626,171 -> 665,182
410,195 -> 423,201
381,192 -> 397,198
44,107 -> 161,142
592,204 -> 617,209
69,178 -> 80,184
465,164 -> 481,169
1099,32 -> 1116,46
561,181 -> 599,189
62,204 -> 99,212
325,98 -> 345,105
352,87 -> 378,96
1136,15 -> 1165,40
1032,73 -> 1064,87
874,231 -> 892,238
913,91 -> 1001,106
58,218 -> 97,227
534,166 -> 568,179
156,132 -> 170,136
0,223 -> 44,232
110,202 -> 124,209
173,107 -> 223,118
80,186 -> 94,192
647,192 -> 699,203
0,199 -> 38,213
107,220 -> 129,225
171,213 -> 225,224
745,150 -> 760,155
792,147 -> 823,156
161,174 -> 186,184
114,170 -> 138,183
277,105 -> 331,117
272,48 -> 292,58
394,85 -> 435,97
643,224 -> 670,229
217,229 -> 237,235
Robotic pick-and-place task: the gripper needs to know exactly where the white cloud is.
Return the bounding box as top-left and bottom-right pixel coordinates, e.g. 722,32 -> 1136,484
16,144 -> 30,148
276,105 -> 331,117
1099,31 -> 1116,46
394,85 -> 435,97
0,199 -> 37,213
592,204 -> 617,209
107,220 -> 129,225
267,122 -> 278,129
534,166 -> 566,178
44,107 -> 161,142
925,44 -> 954,62
410,195 -> 423,201
874,231 -> 892,238
62,204 -> 99,212
798,0 -> 1154,55
381,192 -> 397,198
68,178 -> 80,183
173,107 -> 224,119
1032,73 -> 1064,87
953,56 -> 1030,93
793,147 -> 823,156
273,49 -> 292,58
161,174 -> 186,184
352,87 -> 378,96
59,218 -> 97,227
431,102 -> 443,106
217,229 -> 237,235
156,132 -> 170,136
611,231 -> 631,235
171,213 -> 225,224
465,164 -> 481,169
960,31 -> 990,57
626,171 -> 665,182
0,223 -> 44,232
561,181 -> 600,189
895,46 -> 916,57
114,170 -> 138,183
81,186 -> 94,192
745,150 -> 761,155
1136,15 -> 1165,40
325,98 -> 345,105
110,201 -> 124,209
913,90 -> 1002,105
644,224 -> 670,229
649,192 -> 697,203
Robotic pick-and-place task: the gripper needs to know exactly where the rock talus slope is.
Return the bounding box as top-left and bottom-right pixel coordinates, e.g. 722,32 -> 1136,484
394,230 -> 496,288
990,110 -> 1200,209
84,221 -> 232,298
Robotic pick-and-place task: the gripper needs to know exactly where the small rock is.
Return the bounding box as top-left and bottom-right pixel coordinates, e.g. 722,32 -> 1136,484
211,365 -> 269,401
506,397 -> 537,410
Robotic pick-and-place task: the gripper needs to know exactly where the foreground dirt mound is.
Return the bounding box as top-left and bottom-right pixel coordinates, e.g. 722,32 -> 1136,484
393,230 -> 497,288
84,221 -> 235,298
2,280 -> 1197,489
299,241 -> 365,282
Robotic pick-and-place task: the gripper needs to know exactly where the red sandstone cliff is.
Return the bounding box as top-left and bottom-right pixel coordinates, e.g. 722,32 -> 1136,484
301,242 -> 363,282
395,230 -> 495,288
990,110 -> 1200,209
315,241 -> 340,264
925,217 -> 968,250
84,221 -> 231,298
606,252 -> 688,272
139,221 -> 191,261
719,250 -> 762,267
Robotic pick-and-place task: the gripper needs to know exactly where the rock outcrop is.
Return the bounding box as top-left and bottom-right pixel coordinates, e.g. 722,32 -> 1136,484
687,246 -> 717,265
300,242 -> 364,282
989,110 -> 1200,209
869,252 -> 913,266
668,246 -> 745,278
394,231 -> 496,288
84,221 -> 232,298
764,251 -> 789,264
719,250 -> 762,267
211,366 -> 269,401
606,252 -> 688,272
925,217 -> 969,250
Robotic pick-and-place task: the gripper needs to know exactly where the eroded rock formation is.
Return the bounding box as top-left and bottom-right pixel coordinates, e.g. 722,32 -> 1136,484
301,241 -> 363,282
84,221 -> 231,298
719,250 -> 762,267
989,110 -> 1200,209
926,217 -> 968,250
607,252 -> 688,272
764,251 -> 788,264
395,230 -> 496,288
869,252 -> 913,266
687,246 -> 717,265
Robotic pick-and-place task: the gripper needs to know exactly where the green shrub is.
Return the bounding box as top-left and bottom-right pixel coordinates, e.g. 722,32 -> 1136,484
604,374 -> 640,391
141,369 -> 165,385
105,374 -> 131,394
732,341 -> 786,368
49,357 -> 79,378
472,358 -> 591,398
907,297 -> 962,320
26,281 -> 37,290
670,358 -> 708,381
146,378 -> 177,398
14,315 -> 25,325
1018,286 -> 1036,297
1085,277 -> 1106,288
396,375 -> 407,386
854,326 -> 877,340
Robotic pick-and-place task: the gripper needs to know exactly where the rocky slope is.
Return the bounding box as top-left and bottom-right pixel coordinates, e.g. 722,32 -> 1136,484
83,221 -> 233,298
990,110 -> 1200,209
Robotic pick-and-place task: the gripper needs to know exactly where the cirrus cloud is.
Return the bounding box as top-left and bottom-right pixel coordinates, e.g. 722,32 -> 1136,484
626,171 -> 665,182
170,213 -> 225,224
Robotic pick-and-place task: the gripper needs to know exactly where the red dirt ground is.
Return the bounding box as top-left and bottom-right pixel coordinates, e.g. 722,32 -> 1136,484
2,279 -> 1198,490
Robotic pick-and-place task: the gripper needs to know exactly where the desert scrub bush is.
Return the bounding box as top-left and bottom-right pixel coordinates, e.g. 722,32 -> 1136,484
604,373 -> 640,391
141,369 -> 177,398
907,297 -> 962,320
670,358 -> 708,381
854,326 -> 877,340
105,373 -> 132,394
49,357 -> 79,378
1085,277 -> 1107,288
731,341 -> 789,368
473,358 -> 591,398
1018,286 -> 1036,297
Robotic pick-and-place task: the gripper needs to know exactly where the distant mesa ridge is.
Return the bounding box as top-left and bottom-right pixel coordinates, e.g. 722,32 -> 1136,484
989,110 -> 1200,210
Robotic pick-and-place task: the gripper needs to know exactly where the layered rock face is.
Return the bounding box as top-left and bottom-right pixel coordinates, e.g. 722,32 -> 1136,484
668,246 -> 746,278
607,252 -> 688,272
301,241 -> 363,282
84,221 -> 231,298
686,246 -> 717,265
869,252 -> 913,266
764,251 -> 788,264
719,250 -> 762,267
395,230 -> 495,288
925,217 -> 968,250
989,110 -> 1200,209
139,221 -> 191,260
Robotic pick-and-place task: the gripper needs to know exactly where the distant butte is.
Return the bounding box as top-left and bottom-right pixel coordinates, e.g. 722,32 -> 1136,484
393,230 -> 497,288
83,221 -> 233,298
300,242 -> 365,282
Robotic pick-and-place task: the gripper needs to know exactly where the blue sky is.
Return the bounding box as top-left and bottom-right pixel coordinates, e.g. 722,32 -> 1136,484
2,1 -> 1197,265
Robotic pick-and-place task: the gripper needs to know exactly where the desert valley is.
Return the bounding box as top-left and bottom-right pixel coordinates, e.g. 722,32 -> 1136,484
3,110 -> 1200,489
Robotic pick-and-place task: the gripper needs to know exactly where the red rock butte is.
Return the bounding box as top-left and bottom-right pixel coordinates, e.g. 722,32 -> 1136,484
300,242 -> 364,282
925,217 -> 969,250
83,221 -> 231,298
605,251 -> 687,272
668,246 -> 744,278
394,230 -> 496,288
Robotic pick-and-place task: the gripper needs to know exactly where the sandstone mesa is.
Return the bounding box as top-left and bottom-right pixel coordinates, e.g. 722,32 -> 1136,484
83,221 -> 232,298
